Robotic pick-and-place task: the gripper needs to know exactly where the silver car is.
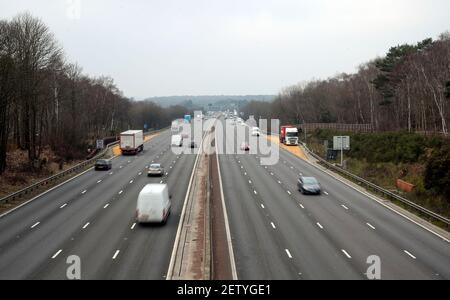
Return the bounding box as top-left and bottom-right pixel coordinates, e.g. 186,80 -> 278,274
148,164 -> 164,177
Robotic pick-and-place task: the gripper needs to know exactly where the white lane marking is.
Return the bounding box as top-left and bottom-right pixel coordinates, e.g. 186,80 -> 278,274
366,223 -> 376,230
404,250 -> 417,259
316,222 -> 324,229
278,181 -> 282,184
299,204 -> 305,209
244,172 -> 247,176
112,250 -> 120,260
104,204 -> 110,209
97,180 -> 102,184
52,250 -> 62,259
129,180 -> 134,184
60,204 -> 67,209
287,191 -> 292,195
290,166 -> 294,169
145,166 -> 149,169
254,190 -> 258,195
138,172 -> 142,176
260,204 -> 265,209
165,172 -> 169,175
170,166 -> 173,169
271,222 -> 276,229
128,161 -> 131,163
109,172 -> 113,175
341,249 -> 352,259
82,222 -> 90,229
249,180 -> 252,184
324,191 -> 329,196
131,223 -> 136,230
341,205 -> 349,210
118,190 -> 123,195
81,190 -> 87,194
270,172 -> 274,176
299,173 -> 303,176
160,180 -> 163,184
120,166 -> 123,169
30,222 -> 40,229
285,249 -> 293,259
240,166 -> 243,169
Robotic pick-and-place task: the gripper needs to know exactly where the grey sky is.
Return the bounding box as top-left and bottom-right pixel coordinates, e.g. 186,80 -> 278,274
1,0 -> 449,99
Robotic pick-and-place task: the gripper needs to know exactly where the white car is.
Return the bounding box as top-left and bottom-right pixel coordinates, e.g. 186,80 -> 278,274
136,184 -> 171,224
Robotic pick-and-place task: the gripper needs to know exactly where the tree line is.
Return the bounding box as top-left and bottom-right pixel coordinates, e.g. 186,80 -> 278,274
242,33 -> 450,135
0,13 -> 189,174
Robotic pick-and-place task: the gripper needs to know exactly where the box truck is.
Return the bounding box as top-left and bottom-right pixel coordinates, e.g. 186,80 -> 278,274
171,135 -> 183,147
120,130 -> 144,155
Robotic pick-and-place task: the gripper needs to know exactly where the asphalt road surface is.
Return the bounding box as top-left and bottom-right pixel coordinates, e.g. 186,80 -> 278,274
218,118 -> 450,280
0,130 -> 196,279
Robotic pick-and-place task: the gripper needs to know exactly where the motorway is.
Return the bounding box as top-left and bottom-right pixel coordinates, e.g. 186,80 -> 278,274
0,130 -> 196,279
1,117 -> 450,280
218,118 -> 450,280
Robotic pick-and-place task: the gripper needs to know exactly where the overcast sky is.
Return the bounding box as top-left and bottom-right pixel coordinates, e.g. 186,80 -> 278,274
1,0 -> 449,98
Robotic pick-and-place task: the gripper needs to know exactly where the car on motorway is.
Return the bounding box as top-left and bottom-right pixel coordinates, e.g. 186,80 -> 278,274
94,159 -> 112,171
136,184 -> 171,224
148,164 -> 164,177
298,177 -> 322,195
240,142 -> 250,151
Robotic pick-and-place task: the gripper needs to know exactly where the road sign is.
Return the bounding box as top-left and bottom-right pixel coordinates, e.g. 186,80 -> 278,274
333,136 -> 350,151
96,139 -> 104,150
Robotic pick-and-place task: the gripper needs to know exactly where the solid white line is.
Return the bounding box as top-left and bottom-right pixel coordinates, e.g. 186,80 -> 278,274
112,250 -> 120,260
285,249 -> 293,259
316,222 -> 324,229
341,205 -> 349,210
60,204 -> 67,209
131,223 -> 136,230
214,128 -> 238,280
104,204 -> 110,209
81,190 -> 87,194
271,222 -> 276,229
366,223 -> 376,230
341,249 -> 352,259
404,250 -> 417,259
82,222 -> 90,229
30,222 -> 40,229
52,250 -> 62,259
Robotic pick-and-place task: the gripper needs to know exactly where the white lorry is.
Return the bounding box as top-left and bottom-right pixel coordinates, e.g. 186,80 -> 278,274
136,184 -> 171,224
120,130 -> 144,155
171,135 -> 183,147
284,127 -> 299,146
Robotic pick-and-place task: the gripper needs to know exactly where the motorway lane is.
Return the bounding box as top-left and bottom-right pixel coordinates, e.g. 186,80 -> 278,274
30,144 -> 195,279
0,130 -> 196,279
272,147 -> 450,279
219,123 -> 361,279
219,120 -> 450,279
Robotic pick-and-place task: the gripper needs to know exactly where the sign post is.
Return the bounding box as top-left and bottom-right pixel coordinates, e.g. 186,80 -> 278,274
333,136 -> 350,167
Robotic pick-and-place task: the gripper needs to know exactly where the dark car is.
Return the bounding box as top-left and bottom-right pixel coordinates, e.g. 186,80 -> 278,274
95,159 -> 112,171
298,177 -> 321,195
148,163 -> 164,177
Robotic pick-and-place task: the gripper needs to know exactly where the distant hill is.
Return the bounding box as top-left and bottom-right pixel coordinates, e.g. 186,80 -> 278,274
143,95 -> 276,109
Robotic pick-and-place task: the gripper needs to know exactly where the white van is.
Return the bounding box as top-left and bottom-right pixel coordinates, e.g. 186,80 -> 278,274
171,135 -> 183,147
136,184 -> 171,224
251,127 -> 261,137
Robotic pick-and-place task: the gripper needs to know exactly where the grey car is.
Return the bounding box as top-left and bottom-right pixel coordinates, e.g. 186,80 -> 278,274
95,159 -> 112,171
298,177 -> 321,195
148,164 -> 164,177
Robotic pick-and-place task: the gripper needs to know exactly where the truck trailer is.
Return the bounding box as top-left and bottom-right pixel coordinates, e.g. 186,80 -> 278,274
120,130 -> 144,155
